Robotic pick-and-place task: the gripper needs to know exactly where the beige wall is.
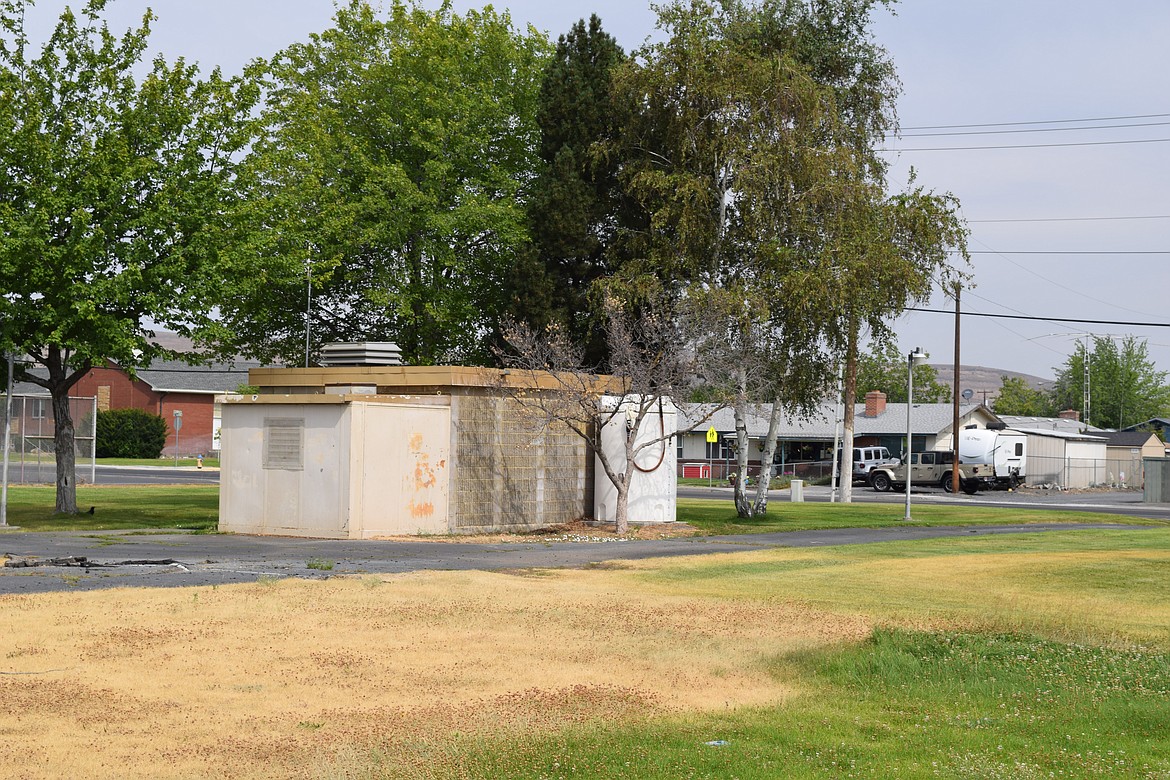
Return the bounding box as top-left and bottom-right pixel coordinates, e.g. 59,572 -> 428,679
219,392 -> 588,538
219,400 -> 451,538
348,402 -> 450,537
219,403 -> 352,538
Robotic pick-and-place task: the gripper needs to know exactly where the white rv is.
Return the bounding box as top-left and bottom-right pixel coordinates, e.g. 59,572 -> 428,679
958,427 -> 1027,489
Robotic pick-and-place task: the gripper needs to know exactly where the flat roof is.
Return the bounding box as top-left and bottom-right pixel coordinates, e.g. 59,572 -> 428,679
248,365 -> 623,393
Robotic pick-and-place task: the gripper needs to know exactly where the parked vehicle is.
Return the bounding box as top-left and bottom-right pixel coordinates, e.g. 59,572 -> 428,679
849,446 -> 897,484
958,428 -> 1027,489
867,450 -> 983,495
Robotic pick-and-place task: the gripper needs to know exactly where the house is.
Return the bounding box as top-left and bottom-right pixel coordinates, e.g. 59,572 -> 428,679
1121,418 -> 1170,455
1097,430 -> 1163,487
677,391 -> 999,481
71,359 -> 258,457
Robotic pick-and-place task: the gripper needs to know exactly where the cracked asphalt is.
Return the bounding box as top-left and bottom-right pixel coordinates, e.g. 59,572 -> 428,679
0,522 -> 1154,594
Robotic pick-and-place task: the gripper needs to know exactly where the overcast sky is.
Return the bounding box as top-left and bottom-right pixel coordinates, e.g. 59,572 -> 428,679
20,1 -> 1170,381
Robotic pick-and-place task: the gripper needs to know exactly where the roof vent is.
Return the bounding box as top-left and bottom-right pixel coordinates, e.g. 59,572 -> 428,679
318,342 -> 403,367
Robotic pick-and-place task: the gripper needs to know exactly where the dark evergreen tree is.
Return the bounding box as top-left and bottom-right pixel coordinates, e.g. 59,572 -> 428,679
507,15 -> 628,367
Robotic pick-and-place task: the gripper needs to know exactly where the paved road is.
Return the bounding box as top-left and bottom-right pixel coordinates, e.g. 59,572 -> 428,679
679,484 -> 1170,522
0,521 -> 1156,595
4,463 -> 219,485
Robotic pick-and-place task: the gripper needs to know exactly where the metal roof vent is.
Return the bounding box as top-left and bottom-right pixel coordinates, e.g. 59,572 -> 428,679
318,342 -> 403,367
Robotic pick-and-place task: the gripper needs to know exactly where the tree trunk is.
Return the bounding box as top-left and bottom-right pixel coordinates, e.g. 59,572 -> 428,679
841,324 -> 859,503
732,402 -> 752,517
614,477 -> 630,535
51,387 -> 78,514
751,402 -> 783,516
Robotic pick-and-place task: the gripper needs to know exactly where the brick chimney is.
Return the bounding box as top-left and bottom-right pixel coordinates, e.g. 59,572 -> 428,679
864,391 -> 887,418
1058,409 -> 1080,422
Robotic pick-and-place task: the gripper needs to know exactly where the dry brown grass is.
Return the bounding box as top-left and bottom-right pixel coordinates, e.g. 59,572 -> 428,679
0,567 -> 871,779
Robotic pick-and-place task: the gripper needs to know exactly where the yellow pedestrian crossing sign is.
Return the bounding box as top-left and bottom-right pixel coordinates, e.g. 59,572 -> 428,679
706,426 -> 718,443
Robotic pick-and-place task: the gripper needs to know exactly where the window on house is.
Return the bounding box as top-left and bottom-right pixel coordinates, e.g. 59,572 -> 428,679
263,418 -> 304,471
706,440 -> 733,460
30,399 -> 47,419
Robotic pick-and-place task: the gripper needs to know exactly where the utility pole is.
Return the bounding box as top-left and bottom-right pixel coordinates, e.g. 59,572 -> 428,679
952,283 -> 961,495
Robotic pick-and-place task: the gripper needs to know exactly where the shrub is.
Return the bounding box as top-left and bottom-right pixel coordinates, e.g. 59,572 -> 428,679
95,408 -> 169,459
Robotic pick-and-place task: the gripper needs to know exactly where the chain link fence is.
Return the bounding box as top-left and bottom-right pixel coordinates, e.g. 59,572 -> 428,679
2,394 -> 98,485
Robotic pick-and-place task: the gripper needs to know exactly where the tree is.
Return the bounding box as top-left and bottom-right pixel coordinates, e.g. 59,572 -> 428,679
606,0 -> 964,514
505,15 -> 630,366
1051,336 -> 1170,428
500,296 -> 713,534
829,184 -> 968,504
992,376 -> 1055,417
856,340 -> 950,403
208,1 -> 550,367
0,1 -> 256,513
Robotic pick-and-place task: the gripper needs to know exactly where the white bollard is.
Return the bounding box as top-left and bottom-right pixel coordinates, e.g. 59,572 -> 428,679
790,479 -> 804,502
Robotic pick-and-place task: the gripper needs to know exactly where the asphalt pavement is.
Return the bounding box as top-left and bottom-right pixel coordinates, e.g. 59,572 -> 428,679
0,519 -> 1156,595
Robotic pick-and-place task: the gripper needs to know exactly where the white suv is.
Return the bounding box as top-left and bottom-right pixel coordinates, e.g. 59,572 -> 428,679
852,446 -> 895,483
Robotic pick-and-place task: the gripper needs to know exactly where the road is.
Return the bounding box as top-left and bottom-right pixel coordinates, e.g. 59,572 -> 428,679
3,463 -> 219,485
0,521 -> 1155,595
678,483 -> 1170,522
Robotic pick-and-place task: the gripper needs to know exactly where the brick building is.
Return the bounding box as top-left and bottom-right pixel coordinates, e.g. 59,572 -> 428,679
72,359 -> 258,457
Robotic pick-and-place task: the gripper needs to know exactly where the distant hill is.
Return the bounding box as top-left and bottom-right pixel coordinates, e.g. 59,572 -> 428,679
929,364 -> 1054,407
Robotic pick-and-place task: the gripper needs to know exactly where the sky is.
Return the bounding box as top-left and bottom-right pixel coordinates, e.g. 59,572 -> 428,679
17,0 -> 1170,381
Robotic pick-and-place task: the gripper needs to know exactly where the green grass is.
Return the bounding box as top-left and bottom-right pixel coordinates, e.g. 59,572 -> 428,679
0,485 -> 219,532
676,496 -> 1165,534
412,628 -> 1169,779
95,456 -> 220,468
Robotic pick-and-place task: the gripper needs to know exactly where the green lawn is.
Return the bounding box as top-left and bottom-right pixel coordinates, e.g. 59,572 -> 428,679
95,456 -> 220,468
676,496 -> 1166,534
0,485 -> 218,532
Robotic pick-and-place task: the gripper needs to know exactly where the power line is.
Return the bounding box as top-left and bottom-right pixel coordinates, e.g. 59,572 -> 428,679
965,237 -> 1164,322
908,307 -> 1170,328
882,137 -> 1170,152
967,215 -> 1170,224
901,112 -> 1170,131
964,250 -> 1169,255
898,120 -> 1170,138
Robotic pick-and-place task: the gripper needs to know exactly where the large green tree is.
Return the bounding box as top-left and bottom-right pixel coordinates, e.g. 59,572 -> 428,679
856,340 -> 950,403
1051,336 -> 1170,428
0,0 -> 256,513
208,1 -> 549,366
505,15 -> 629,367
607,0 -> 964,514
992,375 -> 1056,417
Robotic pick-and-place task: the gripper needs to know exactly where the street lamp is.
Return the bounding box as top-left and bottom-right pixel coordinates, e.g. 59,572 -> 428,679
905,346 -> 927,521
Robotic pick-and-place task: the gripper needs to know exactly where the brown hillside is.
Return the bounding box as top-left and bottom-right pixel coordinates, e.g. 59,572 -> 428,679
929,364 -> 1054,407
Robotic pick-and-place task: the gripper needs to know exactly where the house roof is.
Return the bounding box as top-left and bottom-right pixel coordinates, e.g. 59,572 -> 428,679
997,414 -> 1106,434
1096,430 -> 1161,448
120,359 -> 261,394
1121,418 -> 1170,432
681,401 -> 989,440
8,358 -> 261,397
1008,426 -> 1107,442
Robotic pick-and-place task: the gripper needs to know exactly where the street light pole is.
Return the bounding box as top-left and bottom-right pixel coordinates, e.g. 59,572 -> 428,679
905,346 -> 926,521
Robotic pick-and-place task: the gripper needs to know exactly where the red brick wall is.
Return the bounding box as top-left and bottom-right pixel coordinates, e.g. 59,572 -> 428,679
73,366 -> 217,457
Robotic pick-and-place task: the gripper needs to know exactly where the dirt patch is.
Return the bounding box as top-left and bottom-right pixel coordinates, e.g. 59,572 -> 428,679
0,565 -> 870,779
373,518 -> 704,544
